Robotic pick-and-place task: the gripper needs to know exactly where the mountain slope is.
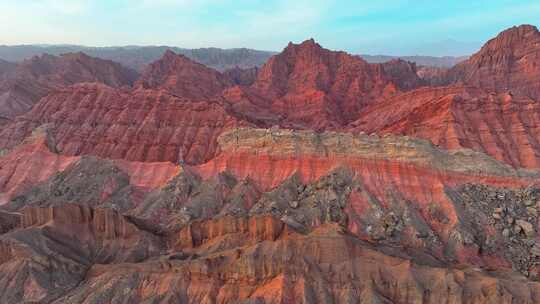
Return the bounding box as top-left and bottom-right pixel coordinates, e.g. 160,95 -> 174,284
1,127 -> 539,302
0,52 -> 138,124
0,45 -> 276,72
135,50 -> 232,99
350,86 -> 540,168
348,25 -> 540,169
447,24 -> 540,99
0,82 -> 250,164
225,39 -> 422,130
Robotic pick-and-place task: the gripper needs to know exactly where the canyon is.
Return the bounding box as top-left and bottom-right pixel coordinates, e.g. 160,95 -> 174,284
0,24 -> 540,303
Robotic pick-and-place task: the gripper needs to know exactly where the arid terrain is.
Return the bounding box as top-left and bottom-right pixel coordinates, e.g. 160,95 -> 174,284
1,25 -> 540,303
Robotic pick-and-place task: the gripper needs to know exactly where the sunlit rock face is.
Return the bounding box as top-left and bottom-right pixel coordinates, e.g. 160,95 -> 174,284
0,52 -> 137,124
1,25 -> 540,303
448,25 -> 540,99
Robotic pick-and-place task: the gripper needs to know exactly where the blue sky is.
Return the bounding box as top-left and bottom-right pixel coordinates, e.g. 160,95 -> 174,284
1,0 -> 539,56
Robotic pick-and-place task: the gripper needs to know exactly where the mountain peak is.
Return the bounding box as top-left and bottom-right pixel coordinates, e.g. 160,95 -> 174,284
284,38 -> 324,54
482,24 -> 540,51
299,38 -> 319,47
446,24 -> 540,99
136,48 -> 232,98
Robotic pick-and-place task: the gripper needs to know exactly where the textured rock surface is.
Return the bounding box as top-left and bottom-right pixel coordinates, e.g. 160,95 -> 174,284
0,210 -> 20,234
6,156 -> 135,212
0,59 -> 15,78
0,126 -> 540,302
0,204 -> 163,303
0,39 -> 425,164
0,126 -> 78,205
349,86 -> 540,169
217,128 -> 534,177
136,50 -> 232,99
0,127 -> 179,205
0,52 -> 138,122
1,25 -> 540,303
0,82 -> 249,164
447,25 -> 540,99
195,128 -> 540,274
53,223 -> 540,304
245,39 -> 401,128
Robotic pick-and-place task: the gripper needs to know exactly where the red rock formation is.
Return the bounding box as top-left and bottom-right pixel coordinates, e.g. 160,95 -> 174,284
0,126 -> 539,302
196,128 -> 539,269
0,204 -> 162,303
380,58 -> 424,90
1,25 -> 540,303
0,126 -> 78,204
249,39 -> 399,128
223,66 -> 259,86
0,40 -> 424,164
447,24 -> 540,99
173,215 -> 288,249
349,85 -> 540,169
14,52 -> 138,88
21,204 -> 146,240
55,223 -> 540,303
0,127 -> 179,204
135,50 -> 232,99
0,211 -> 20,234
417,65 -> 450,86
223,40 -> 424,131
0,52 -> 137,122
0,82 -> 250,164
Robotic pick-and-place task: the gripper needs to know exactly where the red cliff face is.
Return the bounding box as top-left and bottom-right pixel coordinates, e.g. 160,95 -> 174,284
0,82 -> 249,164
1,126 -> 539,303
224,40 -> 423,131
447,25 -> 540,99
0,52 -> 138,122
0,125 -> 180,205
349,85 -> 540,169
344,25 -> 540,170
55,222 -> 540,304
200,129 -> 540,277
0,204 -> 163,303
135,50 -> 233,99
247,39 -> 400,128
1,25 -> 540,303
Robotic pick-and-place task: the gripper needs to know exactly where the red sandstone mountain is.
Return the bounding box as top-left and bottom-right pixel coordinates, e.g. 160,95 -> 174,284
251,39 -> 408,126
224,39 -> 422,130
0,52 -> 259,164
348,25 -> 540,170
0,52 -> 137,124
135,49 -> 232,98
447,24 -> 540,98
350,86 -> 540,169
1,25 -> 540,303
0,82 -> 249,164
0,40 -> 423,164
1,127 -> 539,303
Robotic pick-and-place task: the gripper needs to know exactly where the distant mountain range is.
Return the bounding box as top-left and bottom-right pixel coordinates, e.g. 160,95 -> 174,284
0,45 -> 277,72
359,54 -> 468,67
0,45 -> 467,72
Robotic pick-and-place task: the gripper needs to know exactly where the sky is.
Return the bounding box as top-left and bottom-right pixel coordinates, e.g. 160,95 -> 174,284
1,0 -> 539,56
